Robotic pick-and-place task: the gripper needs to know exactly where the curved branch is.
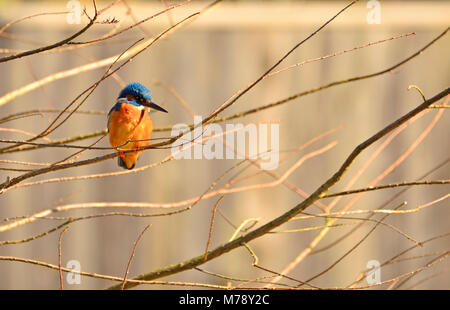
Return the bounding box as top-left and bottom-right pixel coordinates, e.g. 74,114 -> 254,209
322,180 -> 450,198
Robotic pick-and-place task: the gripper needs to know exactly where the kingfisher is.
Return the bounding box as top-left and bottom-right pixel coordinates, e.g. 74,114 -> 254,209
107,82 -> 168,169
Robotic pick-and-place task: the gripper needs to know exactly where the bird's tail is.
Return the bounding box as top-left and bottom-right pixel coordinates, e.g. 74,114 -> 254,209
118,156 -> 135,170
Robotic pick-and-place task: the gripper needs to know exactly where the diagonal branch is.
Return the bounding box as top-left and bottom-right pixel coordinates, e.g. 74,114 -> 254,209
198,0 -> 360,129
107,87 -> 449,290
322,180 -> 450,198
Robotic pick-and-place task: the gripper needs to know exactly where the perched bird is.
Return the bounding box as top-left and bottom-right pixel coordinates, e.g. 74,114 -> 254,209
107,82 -> 168,169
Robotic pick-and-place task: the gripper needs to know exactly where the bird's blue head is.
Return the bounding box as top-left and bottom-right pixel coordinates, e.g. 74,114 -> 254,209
118,82 -> 168,113
118,82 -> 153,102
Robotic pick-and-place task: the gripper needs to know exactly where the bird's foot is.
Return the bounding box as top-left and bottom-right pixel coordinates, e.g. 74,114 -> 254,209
119,151 -> 125,158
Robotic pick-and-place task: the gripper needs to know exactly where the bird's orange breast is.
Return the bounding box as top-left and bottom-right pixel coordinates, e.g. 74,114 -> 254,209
108,102 -> 153,168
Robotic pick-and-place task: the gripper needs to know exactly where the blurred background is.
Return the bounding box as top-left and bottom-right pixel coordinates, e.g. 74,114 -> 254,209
0,0 -> 449,289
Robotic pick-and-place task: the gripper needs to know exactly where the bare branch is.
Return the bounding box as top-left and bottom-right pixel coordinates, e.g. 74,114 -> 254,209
323,180 -> 450,198
0,1 -> 98,63
58,227 -> 69,290
121,224 -> 152,290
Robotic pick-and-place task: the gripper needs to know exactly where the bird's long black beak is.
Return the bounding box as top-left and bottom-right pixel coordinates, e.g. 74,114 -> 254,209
142,99 -> 168,113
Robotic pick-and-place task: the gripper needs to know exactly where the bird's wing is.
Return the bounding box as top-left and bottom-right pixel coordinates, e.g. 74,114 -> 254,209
107,99 -> 127,130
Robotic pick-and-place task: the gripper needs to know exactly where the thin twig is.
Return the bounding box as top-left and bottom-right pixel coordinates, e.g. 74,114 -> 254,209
121,224 -> 152,290
58,226 -> 69,290
204,196 -> 224,261
0,11 -> 69,34
323,180 -> 450,198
